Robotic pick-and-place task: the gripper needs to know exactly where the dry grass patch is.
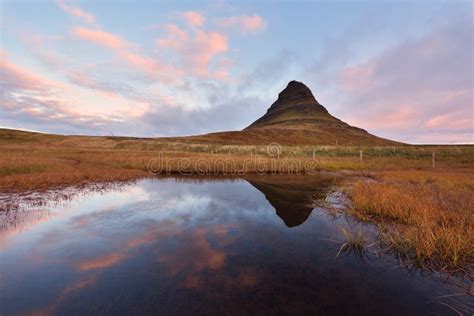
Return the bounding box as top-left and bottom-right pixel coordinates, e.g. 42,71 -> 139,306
349,171 -> 474,272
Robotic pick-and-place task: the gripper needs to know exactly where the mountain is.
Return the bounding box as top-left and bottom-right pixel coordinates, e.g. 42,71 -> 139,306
177,80 -> 401,145
246,80 -> 352,131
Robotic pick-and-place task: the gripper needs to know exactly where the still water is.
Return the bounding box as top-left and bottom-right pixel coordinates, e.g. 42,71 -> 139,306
0,176 -> 471,315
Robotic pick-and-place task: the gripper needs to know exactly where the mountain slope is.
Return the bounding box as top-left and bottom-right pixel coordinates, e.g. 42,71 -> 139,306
245,80 -> 336,130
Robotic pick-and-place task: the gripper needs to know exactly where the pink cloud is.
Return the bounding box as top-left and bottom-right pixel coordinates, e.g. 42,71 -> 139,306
155,12 -> 263,80
217,14 -> 266,34
157,25 -> 228,78
339,63 -> 375,93
1,56 -> 137,131
193,30 -> 228,76
121,51 -> 176,78
344,106 -> 419,130
16,30 -> 174,105
1,58 -> 76,117
157,24 -> 188,49
72,27 -> 127,49
61,275 -> 97,296
181,11 -> 205,27
76,253 -> 124,271
72,27 -> 179,82
0,59 -> 60,93
334,18 -> 473,143
159,227 -> 227,279
425,114 -> 451,129
424,113 -> 473,130
56,0 -> 95,24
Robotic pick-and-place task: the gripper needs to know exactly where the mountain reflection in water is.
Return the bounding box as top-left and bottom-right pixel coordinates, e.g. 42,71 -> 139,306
246,175 -> 337,227
0,176 -> 469,315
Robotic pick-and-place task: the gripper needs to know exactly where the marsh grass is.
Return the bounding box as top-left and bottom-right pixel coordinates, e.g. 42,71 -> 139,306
335,226 -> 379,262
336,226 -> 368,256
349,172 -> 474,273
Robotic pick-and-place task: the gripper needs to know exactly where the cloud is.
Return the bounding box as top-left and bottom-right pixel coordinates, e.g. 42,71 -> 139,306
192,30 -> 228,76
0,56 -> 134,134
157,24 -> 188,50
62,7 -> 236,83
72,27 -> 179,82
56,0 -> 95,24
75,253 -> 124,271
155,11 -> 267,78
157,24 -> 228,78
0,58 -> 61,93
4,6 -> 272,137
142,93 -> 263,136
0,53 -> 268,137
72,27 -> 126,49
13,32 -> 171,115
334,14 -> 473,143
238,50 -> 298,97
425,112 -> 472,130
66,69 -> 174,106
217,14 -> 266,34
181,11 -> 205,27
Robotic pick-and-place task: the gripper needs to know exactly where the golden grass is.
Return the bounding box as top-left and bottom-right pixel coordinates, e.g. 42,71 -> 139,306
0,136 -> 473,192
349,171 -> 474,272
0,147 -> 150,191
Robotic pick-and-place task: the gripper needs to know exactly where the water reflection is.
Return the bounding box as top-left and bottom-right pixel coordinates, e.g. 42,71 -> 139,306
246,175 -> 337,227
0,176 -> 470,315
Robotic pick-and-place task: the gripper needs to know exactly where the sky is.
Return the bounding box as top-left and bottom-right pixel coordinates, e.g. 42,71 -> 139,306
0,0 -> 473,144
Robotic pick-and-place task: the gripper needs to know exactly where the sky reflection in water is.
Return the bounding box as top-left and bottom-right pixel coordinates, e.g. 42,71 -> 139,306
0,176 -> 469,315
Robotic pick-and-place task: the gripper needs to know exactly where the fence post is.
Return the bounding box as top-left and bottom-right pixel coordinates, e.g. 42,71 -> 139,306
312,147 -> 315,159
359,150 -> 363,162
432,151 -> 435,168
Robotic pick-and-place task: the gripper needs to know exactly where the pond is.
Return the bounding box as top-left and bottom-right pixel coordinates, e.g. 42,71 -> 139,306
0,175 -> 471,315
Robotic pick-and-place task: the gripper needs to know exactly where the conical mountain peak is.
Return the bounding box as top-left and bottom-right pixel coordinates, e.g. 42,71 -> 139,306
245,80 -> 331,129
266,80 -> 323,114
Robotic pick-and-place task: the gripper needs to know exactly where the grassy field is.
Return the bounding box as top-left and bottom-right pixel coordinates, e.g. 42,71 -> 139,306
1,128 -> 473,272
1,128 -> 473,192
